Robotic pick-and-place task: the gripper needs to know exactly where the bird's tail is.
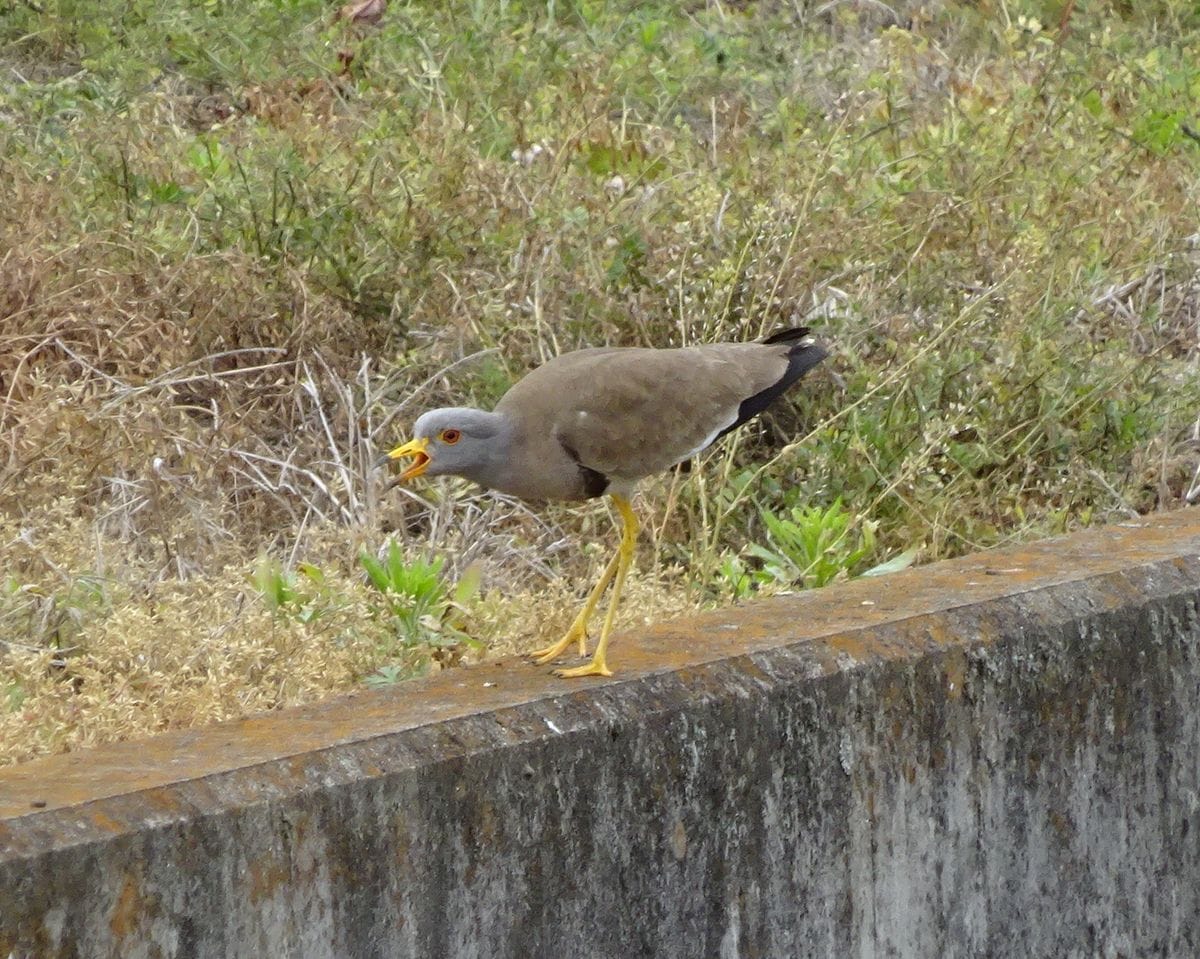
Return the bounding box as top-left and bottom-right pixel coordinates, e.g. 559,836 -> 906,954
762,326 -> 828,380
760,326 -> 814,346
715,327 -> 828,440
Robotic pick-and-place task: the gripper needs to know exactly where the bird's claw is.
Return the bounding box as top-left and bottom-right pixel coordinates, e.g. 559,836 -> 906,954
554,659 -> 613,679
531,645 -> 567,666
530,624 -> 588,664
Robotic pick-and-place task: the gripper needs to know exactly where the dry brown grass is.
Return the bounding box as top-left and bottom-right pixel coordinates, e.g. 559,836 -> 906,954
3,0 -> 1199,765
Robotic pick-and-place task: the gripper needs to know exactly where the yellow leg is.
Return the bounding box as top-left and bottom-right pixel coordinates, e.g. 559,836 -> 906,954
529,547 -> 620,664
555,494 -> 638,679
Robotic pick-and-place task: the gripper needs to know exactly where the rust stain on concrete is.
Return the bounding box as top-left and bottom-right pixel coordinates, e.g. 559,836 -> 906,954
943,652 -> 966,701
249,856 -> 290,906
90,809 -> 126,834
109,875 -> 142,940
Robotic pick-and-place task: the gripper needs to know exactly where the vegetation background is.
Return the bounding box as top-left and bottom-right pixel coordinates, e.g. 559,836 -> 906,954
2,0 -> 1198,764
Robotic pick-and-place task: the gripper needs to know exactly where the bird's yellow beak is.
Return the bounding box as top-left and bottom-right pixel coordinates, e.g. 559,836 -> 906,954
388,436 -> 431,481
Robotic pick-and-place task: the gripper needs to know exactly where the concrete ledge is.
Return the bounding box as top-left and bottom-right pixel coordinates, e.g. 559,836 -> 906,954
3,510 -> 1200,957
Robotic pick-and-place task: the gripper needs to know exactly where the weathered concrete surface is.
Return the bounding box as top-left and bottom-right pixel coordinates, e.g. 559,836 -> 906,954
2,510 -> 1199,958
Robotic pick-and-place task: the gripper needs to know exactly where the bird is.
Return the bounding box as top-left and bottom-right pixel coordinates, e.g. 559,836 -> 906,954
387,327 -> 828,679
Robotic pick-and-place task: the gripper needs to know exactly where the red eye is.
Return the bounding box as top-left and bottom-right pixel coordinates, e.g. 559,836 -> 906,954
440,428 -> 461,444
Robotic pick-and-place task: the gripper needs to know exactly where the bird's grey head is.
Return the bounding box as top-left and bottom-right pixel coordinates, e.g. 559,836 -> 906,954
387,407 -> 508,486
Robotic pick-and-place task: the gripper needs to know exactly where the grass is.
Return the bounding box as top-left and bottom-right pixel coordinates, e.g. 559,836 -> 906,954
2,0 -> 1199,765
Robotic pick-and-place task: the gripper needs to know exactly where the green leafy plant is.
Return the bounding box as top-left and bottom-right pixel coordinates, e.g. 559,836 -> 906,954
719,554 -> 757,601
743,499 -> 879,590
49,575 -> 111,646
364,665 -> 407,689
358,542 -> 482,684
252,558 -> 332,625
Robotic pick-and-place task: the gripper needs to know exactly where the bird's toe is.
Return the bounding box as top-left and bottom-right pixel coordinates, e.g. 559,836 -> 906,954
530,625 -> 588,664
553,660 -> 613,679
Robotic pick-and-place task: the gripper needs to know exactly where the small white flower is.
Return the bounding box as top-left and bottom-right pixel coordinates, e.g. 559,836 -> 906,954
513,142 -> 552,166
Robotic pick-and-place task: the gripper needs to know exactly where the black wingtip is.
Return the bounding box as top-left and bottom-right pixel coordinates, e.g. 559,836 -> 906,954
760,326 -> 813,345
762,325 -> 828,378
784,336 -> 829,377
715,327 -> 828,440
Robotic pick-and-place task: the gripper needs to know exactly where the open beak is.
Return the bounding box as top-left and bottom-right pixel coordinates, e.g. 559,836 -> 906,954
387,436 -> 432,481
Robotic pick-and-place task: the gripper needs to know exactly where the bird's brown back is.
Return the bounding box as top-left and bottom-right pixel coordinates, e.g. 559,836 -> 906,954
492,339 -> 814,500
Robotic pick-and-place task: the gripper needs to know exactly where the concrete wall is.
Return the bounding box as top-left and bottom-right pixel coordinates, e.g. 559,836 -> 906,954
2,509 -> 1199,958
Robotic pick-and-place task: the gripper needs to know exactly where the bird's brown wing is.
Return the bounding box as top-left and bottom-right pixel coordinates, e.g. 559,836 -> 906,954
524,344 -> 794,481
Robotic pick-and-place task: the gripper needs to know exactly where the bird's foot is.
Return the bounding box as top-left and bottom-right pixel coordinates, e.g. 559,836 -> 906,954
530,624 -> 588,665
554,657 -> 613,679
